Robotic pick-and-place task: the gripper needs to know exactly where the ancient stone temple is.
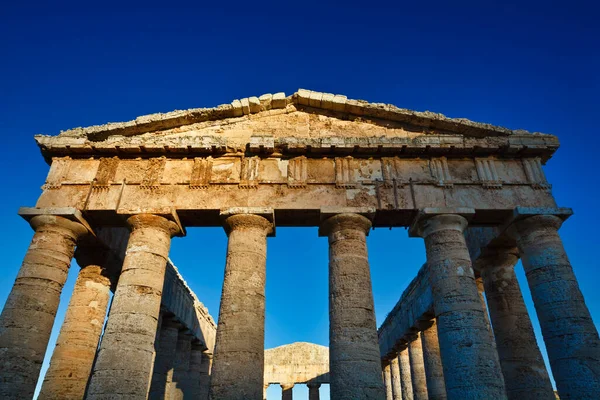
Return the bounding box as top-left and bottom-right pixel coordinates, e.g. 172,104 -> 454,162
0,89 -> 598,399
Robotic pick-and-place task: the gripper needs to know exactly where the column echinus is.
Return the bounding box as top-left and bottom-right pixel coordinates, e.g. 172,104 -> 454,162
209,209 -> 274,400
307,382 -> 321,400
39,246 -> 113,400
320,212 -> 386,399
479,247 -> 555,399
409,208 -> 507,400
508,208 -> 600,399
86,214 -> 181,399
0,212 -> 88,399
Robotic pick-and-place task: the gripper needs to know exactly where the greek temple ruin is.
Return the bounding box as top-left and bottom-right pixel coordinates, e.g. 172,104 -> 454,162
0,88 -> 599,399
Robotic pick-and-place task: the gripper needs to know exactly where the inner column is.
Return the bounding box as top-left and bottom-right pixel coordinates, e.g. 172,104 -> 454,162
209,210 -> 273,400
320,212 -> 386,399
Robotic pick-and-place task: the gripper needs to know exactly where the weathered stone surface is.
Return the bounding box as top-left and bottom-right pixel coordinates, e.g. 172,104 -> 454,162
0,215 -> 87,399
398,347 -> 413,400
408,333 -> 428,400
264,342 -> 329,385
480,248 -> 555,400
209,212 -> 273,400
420,320 -> 446,400
389,356 -> 402,400
38,263 -> 111,400
86,214 -> 180,399
383,362 -> 393,400
149,318 -> 180,400
512,215 -> 600,399
170,331 -> 193,399
321,213 -> 386,399
415,213 -> 507,400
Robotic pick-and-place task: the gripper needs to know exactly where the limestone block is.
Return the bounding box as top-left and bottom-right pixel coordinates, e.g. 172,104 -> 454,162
321,93 -> 335,110
249,96 -> 261,113
240,98 -> 250,115
309,91 -> 323,108
297,89 -> 311,105
231,99 -> 243,117
272,92 -> 286,108
259,93 -> 273,110
332,94 -> 347,112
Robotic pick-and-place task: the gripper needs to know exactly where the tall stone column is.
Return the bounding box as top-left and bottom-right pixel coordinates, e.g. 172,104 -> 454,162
390,356 -> 402,400
420,320 -> 446,400
38,260 -> 112,400
308,382 -> 321,400
383,362 -> 393,400
87,214 -> 180,399
0,215 -> 87,399
411,211 -> 507,400
209,211 -> 273,400
480,248 -> 555,399
185,343 -> 205,397
511,213 -> 600,399
399,347 -> 414,400
149,318 -> 181,399
170,331 -> 193,399
199,351 -> 213,400
320,212 -> 386,399
408,333 -> 428,400
281,383 -> 294,400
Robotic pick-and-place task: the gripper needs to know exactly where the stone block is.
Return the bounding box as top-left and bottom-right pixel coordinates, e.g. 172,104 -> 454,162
231,99 -> 243,117
272,92 -> 286,109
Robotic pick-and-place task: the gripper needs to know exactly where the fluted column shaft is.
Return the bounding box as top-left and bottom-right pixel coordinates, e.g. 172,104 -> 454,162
209,213 -> 273,400
399,347 -> 414,400
281,383 -> 294,400
0,215 -> 87,399
417,214 -> 507,399
512,215 -> 600,399
87,214 -> 180,399
420,320 -> 446,400
408,333 -> 428,400
481,248 -> 555,399
308,382 -> 321,400
390,357 -> 402,400
383,363 -> 393,400
39,263 -> 111,399
321,213 -> 386,399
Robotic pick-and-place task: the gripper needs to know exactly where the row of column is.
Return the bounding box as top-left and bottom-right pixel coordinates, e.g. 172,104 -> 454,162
0,208 -> 599,399
264,382 -> 322,400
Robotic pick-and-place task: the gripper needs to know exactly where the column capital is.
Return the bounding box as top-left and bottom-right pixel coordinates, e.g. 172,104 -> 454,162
319,212 -> 372,237
409,207 -> 474,238
220,208 -> 275,237
19,207 -> 92,238
280,383 -> 295,390
30,214 -> 89,239
306,382 -> 321,389
126,214 -> 182,237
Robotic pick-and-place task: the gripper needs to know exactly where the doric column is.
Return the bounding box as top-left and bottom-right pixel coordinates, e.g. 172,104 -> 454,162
320,212 -> 386,399
209,210 -> 273,400
0,215 -> 88,399
411,211 -> 507,400
307,382 -> 321,400
399,347 -> 414,400
170,331 -> 193,399
511,213 -> 600,398
420,320 -> 446,400
199,351 -> 213,400
149,317 -> 181,399
383,362 -> 393,400
185,342 -> 205,397
480,248 -> 555,399
408,333 -> 428,400
390,356 -> 402,400
39,255 -> 112,400
281,383 -> 294,400
87,214 -> 180,399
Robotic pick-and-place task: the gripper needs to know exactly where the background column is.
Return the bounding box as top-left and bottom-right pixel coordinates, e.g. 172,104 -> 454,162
411,212 -> 507,400
199,351 -> 213,400
170,331 -> 193,399
399,347 -> 414,400
0,215 -> 87,399
480,248 -> 555,399
307,382 -> 321,400
209,211 -> 273,400
149,317 -> 180,399
512,214 -> 600,399
420,320 -> 446,400
39,258 -> 112,399
87,214 -> 180,399
281,383 -> 294,400
408,333 -> 428,400
383,362 -> 393,400
390,356 -> 402,400
320,213 -> 386,399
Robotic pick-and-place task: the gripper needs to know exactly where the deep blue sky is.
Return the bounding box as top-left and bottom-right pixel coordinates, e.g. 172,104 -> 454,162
1,1 -> 598,399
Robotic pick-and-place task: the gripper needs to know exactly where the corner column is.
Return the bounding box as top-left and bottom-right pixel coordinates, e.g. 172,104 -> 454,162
209,209 -> 273,400
389,356 -> 402,400
383,362 -> 393,400
0,214 -> 88,399
410,210 -> 507,399
38,249 -> 112,399
281,383 -> 294,400
408,333 -> 428,400
307,382 -> 321,400
511,212 -> 600,398
419,320 -> 446,400
320,212 -> 386,399
480,247 -> 554,399
398,347 -> 414,400
86,214 -> 180,399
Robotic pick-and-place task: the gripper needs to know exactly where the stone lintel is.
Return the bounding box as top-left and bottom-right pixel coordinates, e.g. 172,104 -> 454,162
408,207 -> 475,237
116,206 -> 186,236
219,207 -> 275,237
18,206 -> 95,236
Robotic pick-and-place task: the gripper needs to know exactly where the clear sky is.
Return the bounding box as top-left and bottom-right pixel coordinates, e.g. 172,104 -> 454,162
1,1 -> 598,399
